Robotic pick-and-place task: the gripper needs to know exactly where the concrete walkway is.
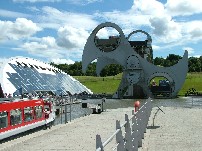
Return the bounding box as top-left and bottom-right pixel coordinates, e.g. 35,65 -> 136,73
140,107 -> 202,151
1,106 -> 202,151
0,108 -> 134,151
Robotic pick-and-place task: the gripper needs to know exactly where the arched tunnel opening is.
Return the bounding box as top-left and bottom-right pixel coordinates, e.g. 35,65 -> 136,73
118,84 -> 146,99
149,76 -> 172,98
132,84 -> 146,99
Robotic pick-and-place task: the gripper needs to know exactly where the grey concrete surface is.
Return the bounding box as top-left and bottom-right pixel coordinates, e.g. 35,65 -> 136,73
2,106 -> 202,151
0,108 -> 134,151
140,107 -> 202,151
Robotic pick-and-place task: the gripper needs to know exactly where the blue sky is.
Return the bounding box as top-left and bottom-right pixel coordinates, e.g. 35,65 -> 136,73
0,0 -> 202,64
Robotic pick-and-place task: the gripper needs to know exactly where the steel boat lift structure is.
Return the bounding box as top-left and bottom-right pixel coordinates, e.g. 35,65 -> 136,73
82,22 -> 188,99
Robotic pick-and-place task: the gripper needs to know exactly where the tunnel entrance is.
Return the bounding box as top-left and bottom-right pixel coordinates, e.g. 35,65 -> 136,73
149,77 -> 172,98
133,84 -> 146,99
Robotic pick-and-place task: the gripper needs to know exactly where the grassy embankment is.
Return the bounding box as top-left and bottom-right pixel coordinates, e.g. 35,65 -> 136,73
74,72 -> 202,96
179,73 -> 202,96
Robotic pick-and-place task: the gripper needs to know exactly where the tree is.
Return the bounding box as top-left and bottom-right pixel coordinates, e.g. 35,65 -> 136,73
200,56 -> 202,72
49,55 -> 202,76
100,64 -> 123,77
68,61 -> 83,76
188,57 -> 201,72
85,62 -> 96,76
166,54 -> 182,66
154,54 -> 182,67
154,57 -> 165,66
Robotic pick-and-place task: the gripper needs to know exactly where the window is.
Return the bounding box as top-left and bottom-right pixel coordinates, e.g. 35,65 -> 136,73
35,106 -> 43,119
0,111 -> 8,129
10,109 -> 22,126
44,105 -> 50,112
24,107 -> 33,122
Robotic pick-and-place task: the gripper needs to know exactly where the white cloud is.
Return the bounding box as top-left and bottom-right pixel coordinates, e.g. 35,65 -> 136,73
50,58 -> 75,64
15,36 -> 64,58
193,55 -> 201,58
39,6 -> 98,30
182,21 -> 202,40
66,0 -> 102,5
94,0 -> 175,41
87,0 -> 102,3
14,34 -> 84,61
0,9 -> 30,18
0,18 -> 42,41
13,0 -> 61,3
165,0 -> 202,16
0,58 -> 9,66
56,26 -> 89,49
96,27 -> 120,39
152,45 -> 161,51
183,47 -> 194,54
27,6 -> 40,12
149,16 -> 182,43
131,0 -> 165,16
3,0 -> 202,62
122,0 -> 202,46
95,10 -> 151,33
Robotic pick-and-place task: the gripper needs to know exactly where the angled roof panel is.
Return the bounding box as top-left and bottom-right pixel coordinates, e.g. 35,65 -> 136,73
0,57 -> 93,96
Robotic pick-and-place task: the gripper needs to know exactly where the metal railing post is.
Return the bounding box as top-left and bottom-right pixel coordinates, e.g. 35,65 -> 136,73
116,120 -> 125,151
146,100 -> 152,125
60,103 -> 62,124
140,110 -> 146,138
136,111 -> 143,147
96,134 -> 104,151
131,110 -> 138,151
147,98 -> 152,115
70,96 -> 72,122
142,107 -> 148,133
65,103 -> 67,124
124,114 -> 133,150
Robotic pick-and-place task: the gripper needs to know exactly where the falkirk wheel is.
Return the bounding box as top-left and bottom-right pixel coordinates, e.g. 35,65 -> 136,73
82,22 -> 188,99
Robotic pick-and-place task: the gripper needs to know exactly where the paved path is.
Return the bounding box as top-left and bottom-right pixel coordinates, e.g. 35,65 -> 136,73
140,106 -> 202,151
1,106 -> 202,151
0,108 -> 134,151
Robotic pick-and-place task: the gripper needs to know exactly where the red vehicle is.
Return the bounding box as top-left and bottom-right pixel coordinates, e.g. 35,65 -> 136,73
0,98 -> 55,140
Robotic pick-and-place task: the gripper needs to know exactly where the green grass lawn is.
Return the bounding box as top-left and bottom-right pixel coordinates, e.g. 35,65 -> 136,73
179,73 -> 202,96
74,72 -> 202,96
74,74 -> 122,94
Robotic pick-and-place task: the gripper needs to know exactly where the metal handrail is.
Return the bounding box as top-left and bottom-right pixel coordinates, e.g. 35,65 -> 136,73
96,98 -> 152,151
101,103 -> 146,148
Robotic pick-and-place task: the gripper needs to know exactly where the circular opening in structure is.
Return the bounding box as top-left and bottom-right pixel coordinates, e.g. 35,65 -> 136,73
95,27 -> 120,52
128,31 -> 152,60
128,32 -> 148,41
149,76 -> 172,98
